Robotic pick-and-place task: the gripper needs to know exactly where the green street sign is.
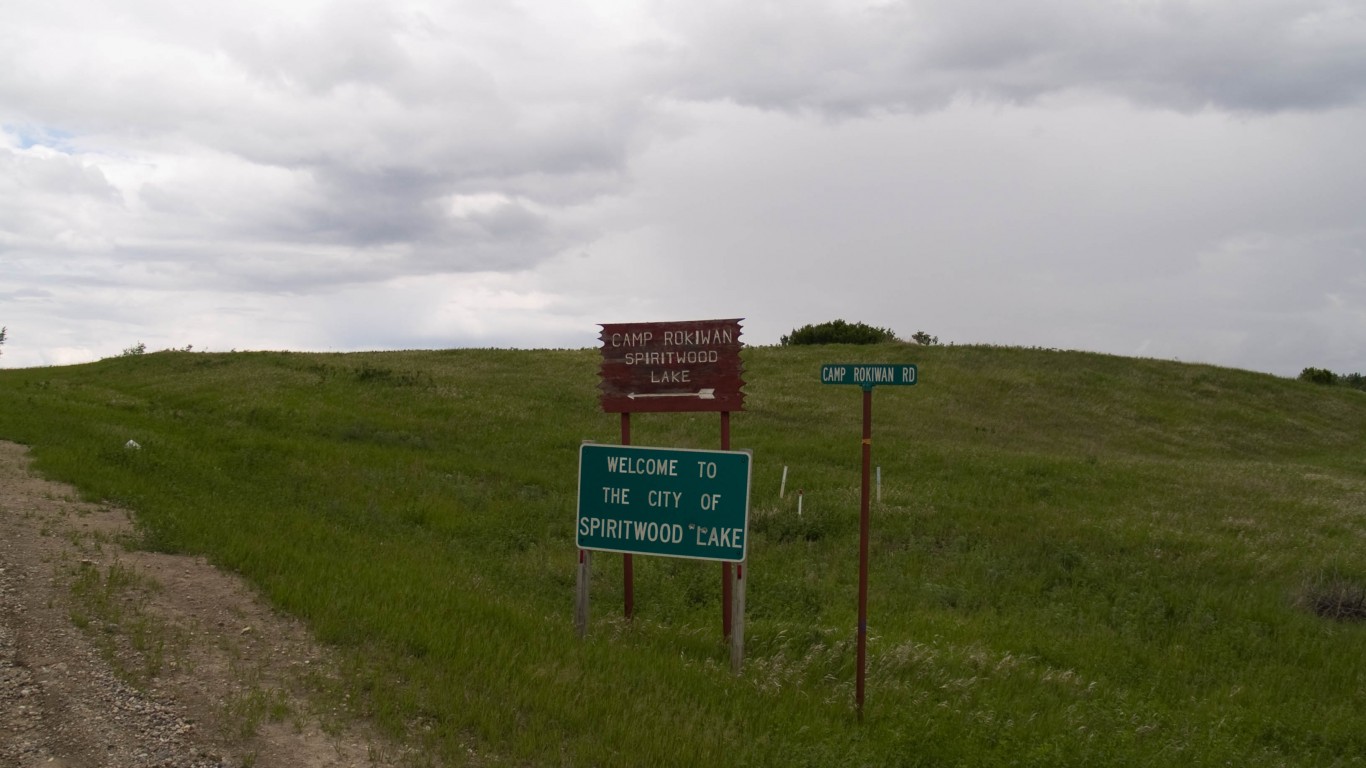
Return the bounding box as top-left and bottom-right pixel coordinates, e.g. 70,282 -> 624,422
577,443 -> 752,562
820,364 -> 918,389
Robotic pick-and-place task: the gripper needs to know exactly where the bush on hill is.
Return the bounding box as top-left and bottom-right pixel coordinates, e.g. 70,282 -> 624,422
780,320 -> 898,346
1300,367 -> 1366,391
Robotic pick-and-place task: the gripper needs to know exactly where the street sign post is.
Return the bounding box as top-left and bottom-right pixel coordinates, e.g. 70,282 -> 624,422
821,361 -> 918,717
577,443 -> 752,562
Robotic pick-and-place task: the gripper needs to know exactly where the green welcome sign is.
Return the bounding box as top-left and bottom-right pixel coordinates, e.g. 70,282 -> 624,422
577,443 -> 752,562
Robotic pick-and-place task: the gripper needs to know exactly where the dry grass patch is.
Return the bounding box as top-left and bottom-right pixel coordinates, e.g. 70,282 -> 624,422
1296,569 -> 1366,622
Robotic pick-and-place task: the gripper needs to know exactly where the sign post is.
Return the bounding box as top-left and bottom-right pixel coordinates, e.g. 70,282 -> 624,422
821,363 -> 917,716
598,319 -> 746,638
620,413 -> 634,619
574,548 -> 591,638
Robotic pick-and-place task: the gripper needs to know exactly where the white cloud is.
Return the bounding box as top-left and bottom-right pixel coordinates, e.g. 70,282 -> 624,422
640,0 -> 1366,115
2,0 -> 1365,377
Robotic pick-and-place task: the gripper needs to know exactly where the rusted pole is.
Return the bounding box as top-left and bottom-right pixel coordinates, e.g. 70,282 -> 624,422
622,412 -> 634,620
857,387 -> 872,715
721,410 -> 733,639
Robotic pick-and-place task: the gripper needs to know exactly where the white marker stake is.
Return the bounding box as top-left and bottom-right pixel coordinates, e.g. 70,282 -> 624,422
780,466 -> 789,498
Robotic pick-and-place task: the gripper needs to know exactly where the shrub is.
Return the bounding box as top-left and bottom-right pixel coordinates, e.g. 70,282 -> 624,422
780,320 -> 898,346
1299,368 -> 1366,390
1298,367 -> 1338,386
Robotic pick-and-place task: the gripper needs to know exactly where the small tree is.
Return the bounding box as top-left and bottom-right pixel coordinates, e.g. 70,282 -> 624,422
910,330 -> 939,346
0,326 -> 6,358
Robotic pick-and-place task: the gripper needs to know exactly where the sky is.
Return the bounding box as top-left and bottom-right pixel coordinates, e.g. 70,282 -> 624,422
2,0 -> 1365,376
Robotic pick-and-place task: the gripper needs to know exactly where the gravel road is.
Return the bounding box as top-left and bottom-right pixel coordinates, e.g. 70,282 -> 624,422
0,440 -> 415,767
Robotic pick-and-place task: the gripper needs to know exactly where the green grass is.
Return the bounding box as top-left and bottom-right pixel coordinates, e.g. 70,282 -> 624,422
3,343 -> 1365,766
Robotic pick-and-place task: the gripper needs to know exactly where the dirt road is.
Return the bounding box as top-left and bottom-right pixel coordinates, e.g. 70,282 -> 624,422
0,441 -> 413,767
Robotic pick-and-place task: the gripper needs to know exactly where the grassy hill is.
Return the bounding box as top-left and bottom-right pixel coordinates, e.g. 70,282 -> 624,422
1,343 -> 1364,766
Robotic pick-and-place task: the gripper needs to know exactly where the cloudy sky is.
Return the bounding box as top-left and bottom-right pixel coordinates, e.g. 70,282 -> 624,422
3,0 -> 1364,376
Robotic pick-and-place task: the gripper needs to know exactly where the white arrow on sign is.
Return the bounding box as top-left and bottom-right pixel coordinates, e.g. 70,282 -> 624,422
627,388 -> 716,400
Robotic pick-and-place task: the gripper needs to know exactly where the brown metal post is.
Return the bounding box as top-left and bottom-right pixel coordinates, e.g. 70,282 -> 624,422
622,412 -> 634,620
857,387 -> 872,715
721,411 -> 733,640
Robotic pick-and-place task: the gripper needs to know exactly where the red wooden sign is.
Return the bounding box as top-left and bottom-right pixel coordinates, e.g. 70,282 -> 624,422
599,318 -> 746,413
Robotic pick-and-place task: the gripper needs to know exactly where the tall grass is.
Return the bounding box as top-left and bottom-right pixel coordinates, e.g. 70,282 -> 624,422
2,344 -> 1365,766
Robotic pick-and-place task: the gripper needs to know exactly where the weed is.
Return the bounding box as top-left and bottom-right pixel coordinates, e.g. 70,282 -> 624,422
223,685 -> 292,740
66,559 -> 177,688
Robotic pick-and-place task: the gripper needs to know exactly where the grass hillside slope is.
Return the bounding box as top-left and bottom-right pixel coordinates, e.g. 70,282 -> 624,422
2,344 -> 1364,767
